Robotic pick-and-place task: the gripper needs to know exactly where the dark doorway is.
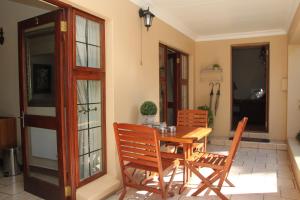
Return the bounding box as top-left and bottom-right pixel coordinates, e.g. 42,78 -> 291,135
159,44 -> 188,126
231,44 -> 269,132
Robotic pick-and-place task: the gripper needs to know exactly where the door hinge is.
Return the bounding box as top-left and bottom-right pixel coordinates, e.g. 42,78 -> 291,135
65,186 -> 71,197
60,21 -> 67,32
176,58 -> 180,64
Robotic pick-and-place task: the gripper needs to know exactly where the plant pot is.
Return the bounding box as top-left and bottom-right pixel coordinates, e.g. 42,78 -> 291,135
142,115 -> 156,125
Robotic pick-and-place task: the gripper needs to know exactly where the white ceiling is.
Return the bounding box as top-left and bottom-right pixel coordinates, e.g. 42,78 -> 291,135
131,0 -> 300,41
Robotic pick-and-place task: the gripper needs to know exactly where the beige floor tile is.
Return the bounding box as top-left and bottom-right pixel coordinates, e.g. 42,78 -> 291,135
280,188 -> 300,200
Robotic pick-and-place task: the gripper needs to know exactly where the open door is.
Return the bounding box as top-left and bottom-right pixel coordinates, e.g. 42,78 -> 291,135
159,44 -> 189,125
18,10 -> 69,200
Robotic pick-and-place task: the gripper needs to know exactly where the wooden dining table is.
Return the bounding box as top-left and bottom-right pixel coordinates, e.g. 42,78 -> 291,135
159,126 -> 212,192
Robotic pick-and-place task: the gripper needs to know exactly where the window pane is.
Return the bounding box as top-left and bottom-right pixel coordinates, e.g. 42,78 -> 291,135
88,104 -> 101,128
78,104 -> 88,130
182,85 -> 188,109
76,42 -> 87,66
79,155 -> 89,180
89,127 -> 102,152
90,150 -> 102,176
88,80 -> 101,103
181,55 -> 188,79
87,45 -> 100,68
77,80 -> 87,104
76,16 -> 86,43
87,20 -> 100,46
78,130 -> 89,155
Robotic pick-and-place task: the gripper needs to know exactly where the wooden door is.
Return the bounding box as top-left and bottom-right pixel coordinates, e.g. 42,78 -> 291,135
18,10 -> 68,200
159,44 -> 189,125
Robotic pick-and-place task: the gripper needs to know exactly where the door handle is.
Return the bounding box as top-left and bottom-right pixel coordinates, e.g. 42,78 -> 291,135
17,111 -> 25,128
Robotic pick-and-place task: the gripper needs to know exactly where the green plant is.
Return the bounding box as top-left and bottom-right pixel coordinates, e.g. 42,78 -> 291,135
140,101 -> 157,115
296,131 -> 300,142
197,105 -> 213,127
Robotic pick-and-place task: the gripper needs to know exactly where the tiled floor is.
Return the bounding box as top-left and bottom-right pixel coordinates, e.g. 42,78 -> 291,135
0,145 -> 299,200
107,145 -> 300,200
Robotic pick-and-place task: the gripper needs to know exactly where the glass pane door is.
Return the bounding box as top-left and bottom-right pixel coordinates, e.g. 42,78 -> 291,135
19,10 -> 67,200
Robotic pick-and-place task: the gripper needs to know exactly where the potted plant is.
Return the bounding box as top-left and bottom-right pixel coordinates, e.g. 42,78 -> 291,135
140,101 -> 157,124
197,105 -> 213,127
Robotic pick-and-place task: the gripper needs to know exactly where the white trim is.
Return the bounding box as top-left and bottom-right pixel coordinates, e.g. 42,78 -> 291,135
196,29 -> 287,42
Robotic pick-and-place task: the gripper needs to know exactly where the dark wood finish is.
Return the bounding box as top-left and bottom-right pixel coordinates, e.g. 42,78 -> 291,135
114,123 -> 179,200
18,10 -> 68,200
230,44 -> 269,132
0,117 -> 17,149
159,43 -> 189,124
29,165 -> 59,177
185,117 -> 248,199
71,9 -> 107,188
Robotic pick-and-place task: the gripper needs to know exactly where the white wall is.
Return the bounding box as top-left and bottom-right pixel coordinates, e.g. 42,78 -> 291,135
287,45 -> 300,138
0,0 -> 53,145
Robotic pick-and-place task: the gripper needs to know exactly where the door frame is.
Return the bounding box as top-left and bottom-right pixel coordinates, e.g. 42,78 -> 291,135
230,43 -> 270,133
159,43 -> 189,124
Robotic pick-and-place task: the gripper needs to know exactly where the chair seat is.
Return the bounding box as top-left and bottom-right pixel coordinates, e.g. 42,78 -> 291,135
189,152 -> 228,170
125,158 -> 179,172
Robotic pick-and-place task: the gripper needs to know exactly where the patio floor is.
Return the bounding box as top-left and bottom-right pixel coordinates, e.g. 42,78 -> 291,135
0,145 -> 299,200
107,145 -> 300,200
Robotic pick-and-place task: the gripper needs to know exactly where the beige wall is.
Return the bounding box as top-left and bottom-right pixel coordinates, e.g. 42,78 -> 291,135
195,35 -> 288,141
287,45 -> 300,138
289,4 -> 300,44
61,0 -> 195,198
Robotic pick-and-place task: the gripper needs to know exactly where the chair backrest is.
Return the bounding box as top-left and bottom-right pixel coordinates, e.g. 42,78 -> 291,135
226,117 -> 248,168
113,123 -> 163,172
177,109 -> 208,128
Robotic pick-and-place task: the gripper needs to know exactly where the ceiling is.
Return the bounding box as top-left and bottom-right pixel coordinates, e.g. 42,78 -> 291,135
131,0 -> 300,41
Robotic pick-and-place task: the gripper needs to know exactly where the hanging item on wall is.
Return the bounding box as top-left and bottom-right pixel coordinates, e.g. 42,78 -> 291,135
215,83 -> 221,116
209,82 -> 214,109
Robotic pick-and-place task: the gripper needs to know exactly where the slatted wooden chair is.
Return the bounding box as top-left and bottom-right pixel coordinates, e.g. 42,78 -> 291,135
165,109 -> 209,153
185,117 -> 248,199
113,123 -> 180,200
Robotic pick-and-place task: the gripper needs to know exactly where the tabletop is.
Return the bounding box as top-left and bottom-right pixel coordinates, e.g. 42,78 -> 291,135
159,126 -> 212,144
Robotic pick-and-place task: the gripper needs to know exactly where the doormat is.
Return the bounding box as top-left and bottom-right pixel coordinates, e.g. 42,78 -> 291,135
229,137 -> 270,143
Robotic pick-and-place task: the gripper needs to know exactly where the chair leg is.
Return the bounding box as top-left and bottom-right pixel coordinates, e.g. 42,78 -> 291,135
225,178 -> 235,187
119,187 -> 127,200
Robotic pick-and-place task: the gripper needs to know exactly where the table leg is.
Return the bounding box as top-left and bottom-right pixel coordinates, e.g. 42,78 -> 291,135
180,143 -> 192,194
203,136 -> 207,152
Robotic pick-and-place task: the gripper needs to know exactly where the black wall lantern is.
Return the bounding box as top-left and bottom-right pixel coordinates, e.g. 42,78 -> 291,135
0,28 -> 4,45
139,7 -> 155,31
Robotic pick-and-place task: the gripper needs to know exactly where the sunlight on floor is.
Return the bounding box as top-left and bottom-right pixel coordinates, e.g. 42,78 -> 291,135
107,145 -> 300,200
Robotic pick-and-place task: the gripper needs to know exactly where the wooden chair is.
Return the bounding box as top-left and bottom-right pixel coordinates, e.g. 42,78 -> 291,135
185,117 -> 248,199
165,109 -> 209,153
113,123 -> 180,200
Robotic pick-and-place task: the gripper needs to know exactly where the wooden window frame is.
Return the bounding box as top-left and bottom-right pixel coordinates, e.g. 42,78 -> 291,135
72,9 -> 107,187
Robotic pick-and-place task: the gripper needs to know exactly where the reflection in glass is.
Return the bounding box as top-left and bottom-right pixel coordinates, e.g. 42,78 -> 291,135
182,85 -> 188,109
27,127 -> 58,185
77,80 -> 103,180
25,22 -> 56,107
181,55 -> 188,79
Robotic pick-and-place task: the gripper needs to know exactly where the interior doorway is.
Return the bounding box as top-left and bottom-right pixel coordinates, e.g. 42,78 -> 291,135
231,44 -> 269,132
159,44 -> 188,126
